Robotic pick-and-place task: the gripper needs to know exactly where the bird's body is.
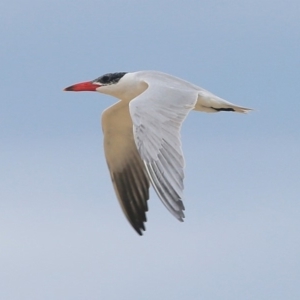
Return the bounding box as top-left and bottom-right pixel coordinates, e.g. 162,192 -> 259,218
64,71 -> 251,235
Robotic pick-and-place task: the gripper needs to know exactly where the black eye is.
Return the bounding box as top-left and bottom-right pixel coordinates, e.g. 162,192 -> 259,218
101,75 -> 110,83
93,72 -> 127,85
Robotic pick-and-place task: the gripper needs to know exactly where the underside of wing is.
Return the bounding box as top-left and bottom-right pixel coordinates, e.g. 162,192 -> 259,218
102,101 -> 150,235
129,80 -> 198,221
109,154 -> 149,235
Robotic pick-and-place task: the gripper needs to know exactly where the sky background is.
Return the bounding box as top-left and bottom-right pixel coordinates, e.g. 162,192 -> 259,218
1,0 -> 299,299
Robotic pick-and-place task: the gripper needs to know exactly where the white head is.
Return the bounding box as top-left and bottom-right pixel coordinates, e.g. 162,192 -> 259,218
64,72 -> 147,100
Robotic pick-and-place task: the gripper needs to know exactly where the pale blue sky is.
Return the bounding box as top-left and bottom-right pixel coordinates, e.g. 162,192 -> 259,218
1,1 -> 299,299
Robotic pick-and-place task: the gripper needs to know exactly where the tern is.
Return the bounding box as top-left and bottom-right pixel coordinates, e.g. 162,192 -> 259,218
64,70 -> 251,235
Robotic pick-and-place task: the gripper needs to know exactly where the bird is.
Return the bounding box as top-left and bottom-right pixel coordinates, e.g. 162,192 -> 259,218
64,70 -> 251,235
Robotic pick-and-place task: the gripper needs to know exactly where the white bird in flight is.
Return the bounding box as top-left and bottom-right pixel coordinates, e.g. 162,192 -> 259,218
64,70 -> 251,235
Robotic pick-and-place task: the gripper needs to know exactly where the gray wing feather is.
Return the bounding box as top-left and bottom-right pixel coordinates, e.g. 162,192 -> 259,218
129,82 -> 198,220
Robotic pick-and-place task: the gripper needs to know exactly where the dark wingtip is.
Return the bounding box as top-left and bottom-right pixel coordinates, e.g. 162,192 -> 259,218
136,229 -> 143,236
133,223 -> 145,236
210,107 -> 235,112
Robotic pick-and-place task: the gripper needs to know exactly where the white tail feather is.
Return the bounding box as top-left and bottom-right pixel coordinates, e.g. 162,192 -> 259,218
194,90 -> 252,114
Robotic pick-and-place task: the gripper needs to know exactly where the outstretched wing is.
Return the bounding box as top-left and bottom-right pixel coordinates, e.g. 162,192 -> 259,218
129,81 -> 198,221
102,101 -> 150,235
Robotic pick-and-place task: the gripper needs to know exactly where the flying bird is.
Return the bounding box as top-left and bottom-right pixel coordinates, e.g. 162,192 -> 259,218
64,71 -> 251,235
